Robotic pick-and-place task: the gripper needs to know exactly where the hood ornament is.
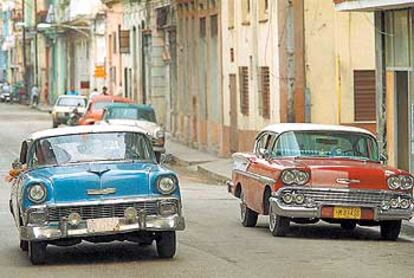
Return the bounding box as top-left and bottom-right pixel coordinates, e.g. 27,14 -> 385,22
336,178 -> 360,185
87,188 -> 116,195
87,167 -> 111,176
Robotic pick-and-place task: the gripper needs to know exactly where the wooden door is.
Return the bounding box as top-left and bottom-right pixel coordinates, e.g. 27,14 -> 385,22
230,74 -> 238,153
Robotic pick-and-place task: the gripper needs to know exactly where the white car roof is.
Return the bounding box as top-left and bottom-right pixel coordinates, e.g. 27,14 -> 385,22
57,95 -> 87,99
261,123 -> 375,137
28,124 -> 148,141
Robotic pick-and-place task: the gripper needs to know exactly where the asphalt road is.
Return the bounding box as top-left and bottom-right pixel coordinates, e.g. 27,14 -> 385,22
1,103 -> 414,278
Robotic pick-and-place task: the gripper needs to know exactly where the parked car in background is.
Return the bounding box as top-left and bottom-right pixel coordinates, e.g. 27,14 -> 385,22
78,95 -> 133,125
51,95 -> 87,128
8,125 -> 185,264
0,91 -> 11,103
99,103 -> 165,162
228,123 -> 413,240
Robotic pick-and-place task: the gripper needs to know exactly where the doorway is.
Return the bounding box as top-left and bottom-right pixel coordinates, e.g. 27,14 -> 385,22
396,71 -> 409,171
229,74 -> 238,153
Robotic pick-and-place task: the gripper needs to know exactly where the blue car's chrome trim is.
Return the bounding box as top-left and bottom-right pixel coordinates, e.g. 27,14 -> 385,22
87,188 -> 117,195
27,196 -> 181,210
20,214 -> 185,241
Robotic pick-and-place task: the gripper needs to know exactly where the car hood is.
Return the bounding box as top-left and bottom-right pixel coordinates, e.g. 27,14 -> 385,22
107,119 -> 160,135
273,157 -> 406,190
30,162 -> 156,204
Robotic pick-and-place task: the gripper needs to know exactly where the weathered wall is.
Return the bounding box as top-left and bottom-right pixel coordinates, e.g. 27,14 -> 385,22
304,1 -> 376,126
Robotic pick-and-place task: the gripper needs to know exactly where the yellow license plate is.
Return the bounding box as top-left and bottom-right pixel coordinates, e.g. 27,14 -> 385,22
333,207 -> 361,219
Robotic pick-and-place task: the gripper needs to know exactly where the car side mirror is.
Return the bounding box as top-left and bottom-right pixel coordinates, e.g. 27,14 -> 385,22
380,153 -> 388,164
160,154 -> 173,165
12,159 -> 22,170
258,148 -> 271,160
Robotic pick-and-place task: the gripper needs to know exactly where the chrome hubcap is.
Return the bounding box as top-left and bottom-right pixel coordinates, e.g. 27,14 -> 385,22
269,207 -> 276,231
240,193 -> 246,221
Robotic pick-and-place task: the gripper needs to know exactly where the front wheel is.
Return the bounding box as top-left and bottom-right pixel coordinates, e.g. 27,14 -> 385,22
28,241 -> 47,265
20,240 -> 28,252
240,192 -> 258,227
380,220 -> 401,241
156,231 -> 176,259
155,152 -> 161,163
269,205 -> 290,237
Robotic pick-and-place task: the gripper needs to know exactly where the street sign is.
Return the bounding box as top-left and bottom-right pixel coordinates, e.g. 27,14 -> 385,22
94,65 -> 106,78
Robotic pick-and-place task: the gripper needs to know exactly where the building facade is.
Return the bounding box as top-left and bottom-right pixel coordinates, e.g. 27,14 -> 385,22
305,0 -> 376,132
335,0 -> 414,172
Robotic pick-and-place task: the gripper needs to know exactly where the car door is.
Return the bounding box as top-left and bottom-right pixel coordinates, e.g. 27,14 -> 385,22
243,132 -> 277,214
10,141 -> 28,228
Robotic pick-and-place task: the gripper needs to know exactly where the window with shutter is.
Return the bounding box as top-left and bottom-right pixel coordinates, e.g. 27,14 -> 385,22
239,66 -> 249,115
259,67 -> 270,119
354,70 -> 376,122
119,30 -> 131,54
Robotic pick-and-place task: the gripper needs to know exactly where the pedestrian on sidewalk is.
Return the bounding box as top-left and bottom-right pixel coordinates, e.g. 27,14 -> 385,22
102,86 -> 108,96
89,88 -> 100,100
43,82 -> 49,105
31,85 -> 39,107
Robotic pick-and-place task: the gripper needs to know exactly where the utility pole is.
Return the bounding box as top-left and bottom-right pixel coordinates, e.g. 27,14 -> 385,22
286,0 -> 295,123
34,0 -> 38,87
22,0 -> 28,100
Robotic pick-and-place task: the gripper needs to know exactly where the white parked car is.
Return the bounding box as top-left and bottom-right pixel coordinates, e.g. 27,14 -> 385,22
51,95 -> 87,128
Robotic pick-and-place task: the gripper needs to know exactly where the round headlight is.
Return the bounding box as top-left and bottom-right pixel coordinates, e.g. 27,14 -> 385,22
400,175 -> 414,190
68,212 -> 81,226
155,129 -> 165,139
400,199 -> 411,209
282,192 -> 293,204
295,194 -> 305,204
389,198 -> 399,209
28,184 -> 46,203
387,176 -> 401,190
296,171 -> 310,185
157,176 -> 177,195
281,170 -> 296,184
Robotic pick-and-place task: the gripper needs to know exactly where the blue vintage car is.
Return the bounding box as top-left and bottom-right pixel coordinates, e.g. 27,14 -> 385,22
8,125 -> 185,264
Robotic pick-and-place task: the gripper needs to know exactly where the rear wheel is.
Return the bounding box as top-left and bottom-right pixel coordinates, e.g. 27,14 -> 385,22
240,192 -> 258,227
269,205 -> 290,237
28,241 -> 47,265
340,221 -> 357,231
156,231 -> 176,259
380,220 -> 401,241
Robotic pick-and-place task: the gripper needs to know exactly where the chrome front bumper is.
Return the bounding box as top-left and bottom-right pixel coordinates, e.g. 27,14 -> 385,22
270,187 -> 413,221
20,214 -> 185,241
270,197 -> 412,221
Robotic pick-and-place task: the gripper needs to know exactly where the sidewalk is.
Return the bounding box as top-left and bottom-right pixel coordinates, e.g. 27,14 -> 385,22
165,139 -> 232,184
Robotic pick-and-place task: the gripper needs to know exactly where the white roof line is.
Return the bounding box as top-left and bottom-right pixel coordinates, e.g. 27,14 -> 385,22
28,125 -> 148,141
261,123 -> 375,137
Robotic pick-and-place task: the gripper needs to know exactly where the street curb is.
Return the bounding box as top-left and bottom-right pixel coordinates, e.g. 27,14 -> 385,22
196,164 -> 230,185
169,154 -> 214,167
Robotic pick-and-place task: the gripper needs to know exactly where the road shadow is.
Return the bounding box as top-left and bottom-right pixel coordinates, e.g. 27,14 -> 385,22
253,220 -> 413,243
8,241 -> 181,267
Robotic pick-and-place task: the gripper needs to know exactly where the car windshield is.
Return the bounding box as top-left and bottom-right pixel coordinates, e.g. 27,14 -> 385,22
30,132 -> 154,167
57,97 -> 86,107
272,131 -> 379,161
109,107 -> 156,122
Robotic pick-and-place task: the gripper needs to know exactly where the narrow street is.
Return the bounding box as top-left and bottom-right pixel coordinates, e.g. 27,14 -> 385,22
0,103 -> 413,278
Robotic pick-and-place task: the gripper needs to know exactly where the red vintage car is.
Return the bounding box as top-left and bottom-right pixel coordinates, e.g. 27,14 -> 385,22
227,123 -> 413,240
78,95 -> 133,125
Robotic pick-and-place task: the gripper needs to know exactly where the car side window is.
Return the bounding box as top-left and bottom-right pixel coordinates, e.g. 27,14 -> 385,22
19,141 -> 28,164
255,133 -> 275,157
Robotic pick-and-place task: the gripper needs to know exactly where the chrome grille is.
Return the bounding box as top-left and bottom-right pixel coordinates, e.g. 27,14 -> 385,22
47,201 -> 159,222
279,187 -> 410,207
